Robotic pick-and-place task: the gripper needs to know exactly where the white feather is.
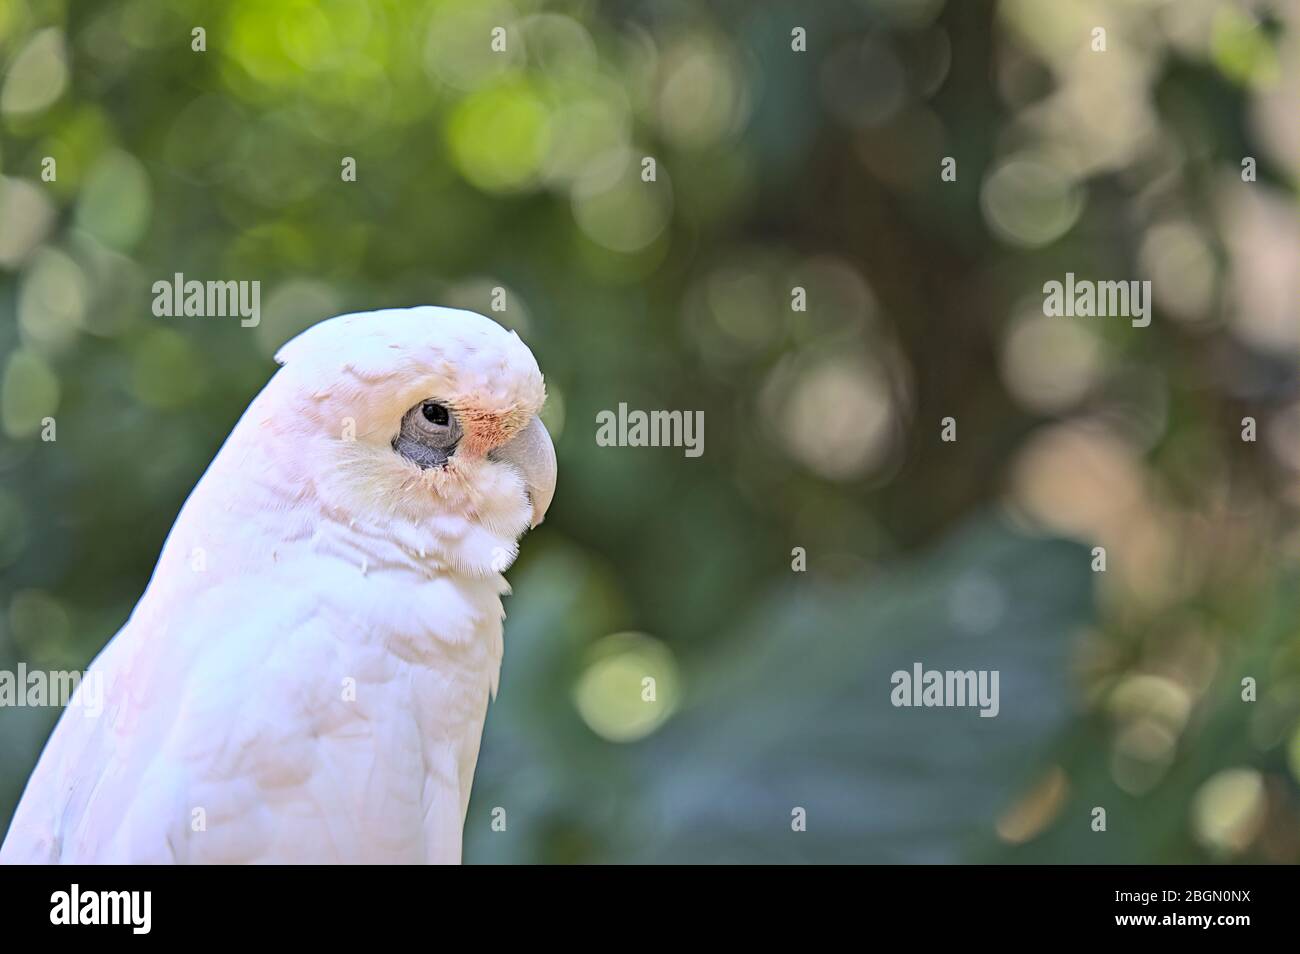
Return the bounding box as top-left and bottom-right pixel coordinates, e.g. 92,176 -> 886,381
0,307 -> 550,864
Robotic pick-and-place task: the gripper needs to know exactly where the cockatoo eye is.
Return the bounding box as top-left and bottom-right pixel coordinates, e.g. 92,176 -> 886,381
422,402 -> 450,426
393,399 -> 462,468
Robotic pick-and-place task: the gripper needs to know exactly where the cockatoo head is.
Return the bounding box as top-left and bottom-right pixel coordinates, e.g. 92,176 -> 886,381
266,306 -> 555,576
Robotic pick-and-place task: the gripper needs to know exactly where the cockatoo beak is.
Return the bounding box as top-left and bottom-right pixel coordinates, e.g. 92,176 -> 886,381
491,415 -> 556,528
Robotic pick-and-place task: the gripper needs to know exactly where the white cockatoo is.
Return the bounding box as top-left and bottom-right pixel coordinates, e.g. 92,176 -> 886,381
0,306 -> 556,864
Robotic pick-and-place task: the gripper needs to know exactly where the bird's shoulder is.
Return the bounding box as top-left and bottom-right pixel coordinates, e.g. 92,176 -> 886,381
3,561 -> 503,863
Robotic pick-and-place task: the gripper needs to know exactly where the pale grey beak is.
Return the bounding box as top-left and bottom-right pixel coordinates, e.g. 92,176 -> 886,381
491,415 -> 556,528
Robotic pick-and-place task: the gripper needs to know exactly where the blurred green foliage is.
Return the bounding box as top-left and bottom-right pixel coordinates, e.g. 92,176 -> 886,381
1,0 -> 1298,862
